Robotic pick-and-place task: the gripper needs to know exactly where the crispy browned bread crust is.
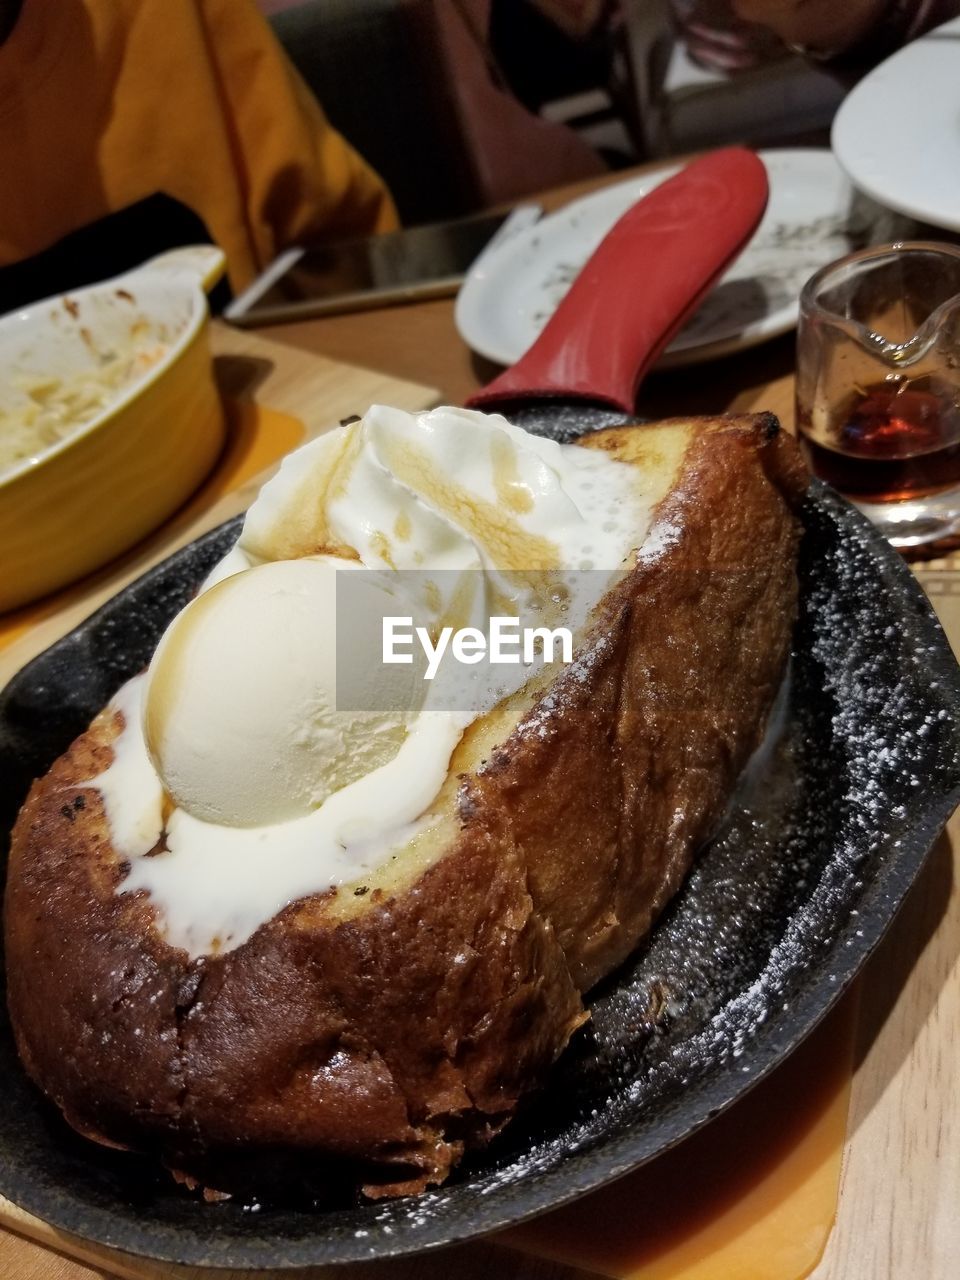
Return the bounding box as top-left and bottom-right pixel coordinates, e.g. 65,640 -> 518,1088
4,415 -> 807,1200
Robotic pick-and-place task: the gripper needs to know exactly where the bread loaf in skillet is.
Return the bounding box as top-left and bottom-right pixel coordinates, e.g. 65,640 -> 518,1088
5,412 -> 807,1200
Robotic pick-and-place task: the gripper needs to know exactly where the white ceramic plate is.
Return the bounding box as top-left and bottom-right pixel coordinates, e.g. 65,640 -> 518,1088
832,18 -> 960,233
456,149 -> 869,370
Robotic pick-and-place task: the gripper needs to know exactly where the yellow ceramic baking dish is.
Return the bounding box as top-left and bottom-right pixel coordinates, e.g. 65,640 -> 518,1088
0,246 -> 227,613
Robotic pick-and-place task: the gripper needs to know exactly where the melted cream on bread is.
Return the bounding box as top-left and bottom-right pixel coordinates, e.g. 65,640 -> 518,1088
90,405 -> 666,957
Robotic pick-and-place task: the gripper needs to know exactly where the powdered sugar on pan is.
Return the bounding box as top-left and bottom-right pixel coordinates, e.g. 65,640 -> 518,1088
327,486 -> 960,1250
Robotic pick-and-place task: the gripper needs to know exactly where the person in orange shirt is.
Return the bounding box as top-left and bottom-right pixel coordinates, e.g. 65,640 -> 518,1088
0,0 -> 397,310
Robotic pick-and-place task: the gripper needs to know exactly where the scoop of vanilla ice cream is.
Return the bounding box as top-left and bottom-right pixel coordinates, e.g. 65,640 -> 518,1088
142,556 -> 423,827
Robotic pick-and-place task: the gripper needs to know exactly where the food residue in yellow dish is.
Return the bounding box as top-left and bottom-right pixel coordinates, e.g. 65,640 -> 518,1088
0,344 -> 168,479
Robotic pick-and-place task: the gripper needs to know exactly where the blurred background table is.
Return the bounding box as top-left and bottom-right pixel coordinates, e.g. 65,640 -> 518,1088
2,160 -> 958,1280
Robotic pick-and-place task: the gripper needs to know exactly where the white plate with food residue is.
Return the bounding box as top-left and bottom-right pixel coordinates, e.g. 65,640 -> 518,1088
456,149 -> 882,370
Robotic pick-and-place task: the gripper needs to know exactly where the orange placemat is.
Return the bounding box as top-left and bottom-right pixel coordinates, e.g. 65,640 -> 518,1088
500,991 -> 858,1280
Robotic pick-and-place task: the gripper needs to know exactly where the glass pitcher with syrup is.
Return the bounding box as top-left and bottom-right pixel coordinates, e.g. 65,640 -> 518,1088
796,241 -> 960,551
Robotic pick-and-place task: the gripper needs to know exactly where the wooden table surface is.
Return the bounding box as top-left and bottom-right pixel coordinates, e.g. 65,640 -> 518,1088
4,164 -> 959,1280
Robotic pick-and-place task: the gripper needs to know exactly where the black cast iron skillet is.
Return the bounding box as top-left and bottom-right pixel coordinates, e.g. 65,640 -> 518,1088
0,485 -> 958,1269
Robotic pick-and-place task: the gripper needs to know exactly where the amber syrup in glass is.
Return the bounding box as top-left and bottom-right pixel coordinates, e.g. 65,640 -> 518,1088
799,377 -> 960,501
